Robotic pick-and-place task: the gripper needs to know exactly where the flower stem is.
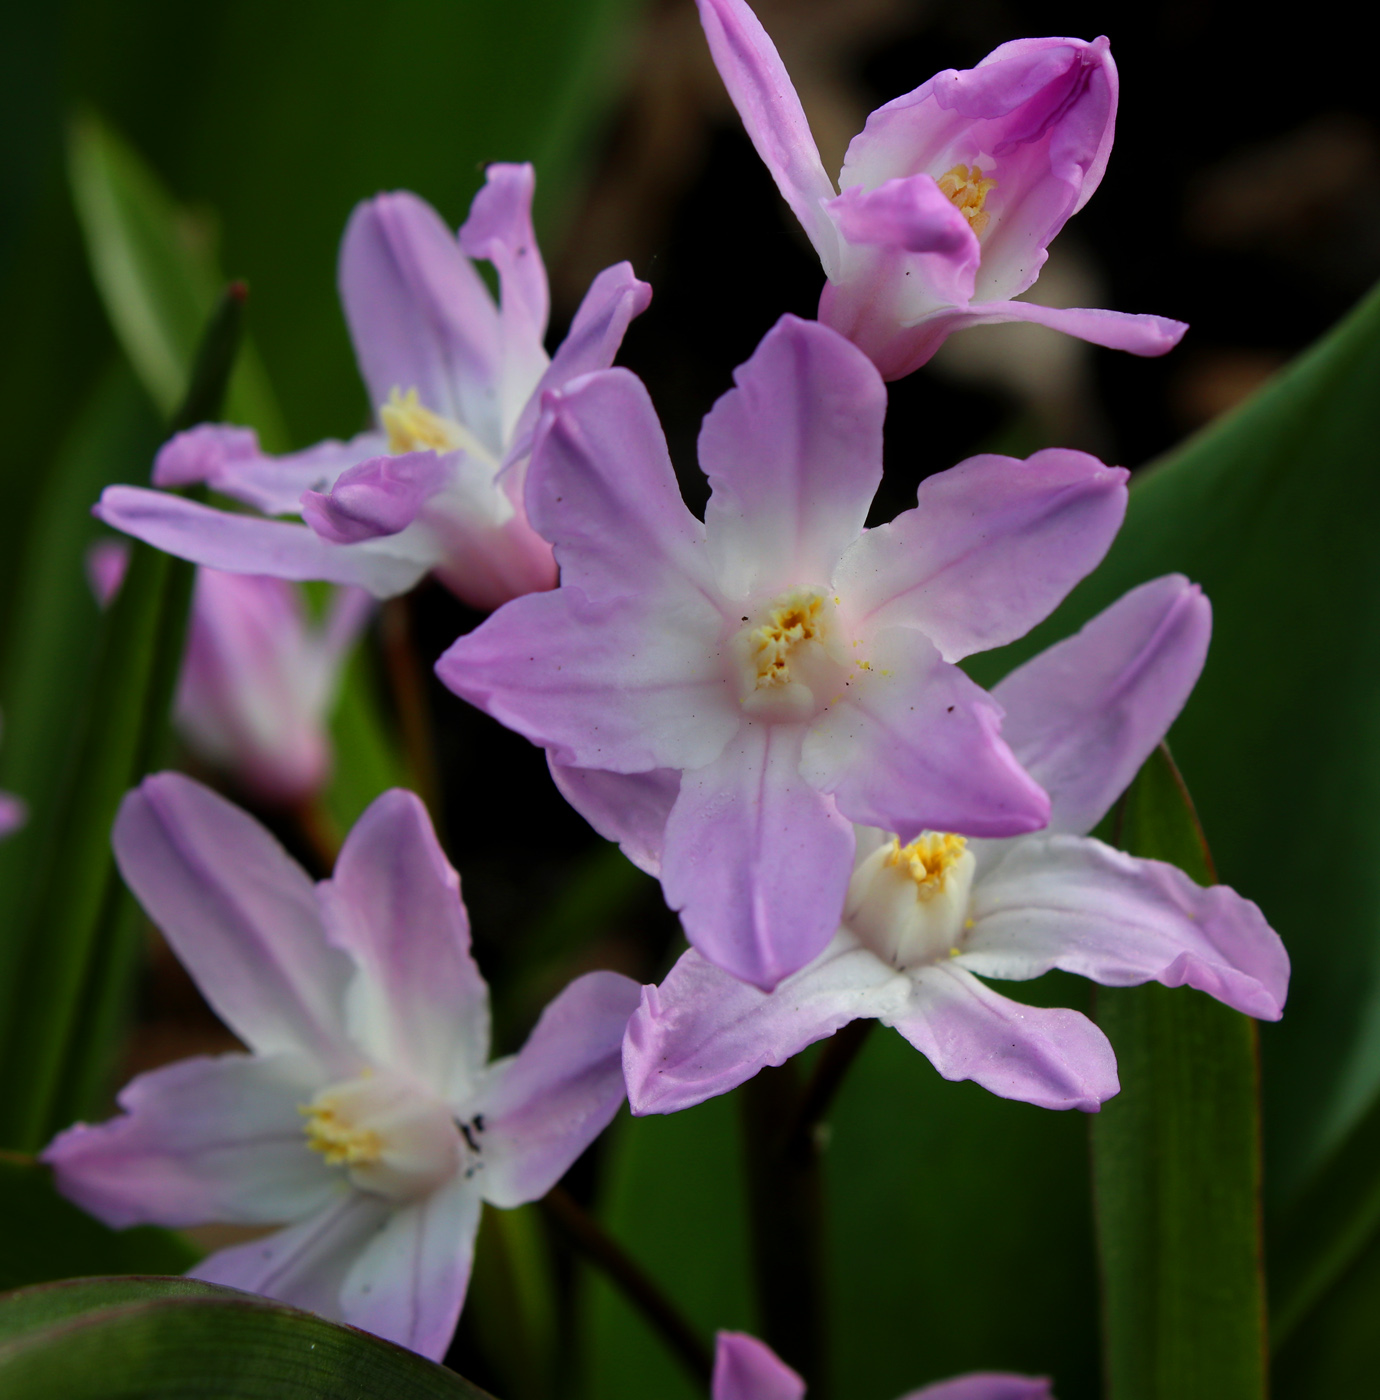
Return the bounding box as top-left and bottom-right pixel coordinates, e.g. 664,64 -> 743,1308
378,598 -> 445,838
540,1183 -> 714,1388
785,1019 -> 874,1157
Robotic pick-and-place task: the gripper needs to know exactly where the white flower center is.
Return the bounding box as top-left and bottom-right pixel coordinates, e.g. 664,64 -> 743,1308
730,586 -> 852,722
300,1070 -> 470,1202
845,833 -> 976,969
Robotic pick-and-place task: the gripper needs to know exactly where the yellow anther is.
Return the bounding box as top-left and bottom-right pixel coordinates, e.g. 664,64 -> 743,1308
749,589 -> 827,689
937,164 -> 997,235
887,832 -> 969,900
381,387 -> 463,454
300,1101 -> 384,1168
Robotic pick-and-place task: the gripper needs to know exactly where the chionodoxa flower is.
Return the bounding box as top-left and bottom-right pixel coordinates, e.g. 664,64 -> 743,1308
44,775 -> 640,1358
696,0 -> 1186,379
440,315 -> 1128,991
96,163 -> 651,609
714,1330 -> 1053,1400
619,576 -> 1289,1114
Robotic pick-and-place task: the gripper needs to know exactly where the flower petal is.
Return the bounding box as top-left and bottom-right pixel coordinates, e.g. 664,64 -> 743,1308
694,0 -> 841,272
801,627 -> 1049,840
301,450 -> 454,544
995,575 -> 1211,835
339,1175 -> 482,1360
96,487 -> 433,598
548,759 -> 679,877
962,834 -> 1289,1019
835,448 -> 1128,661
339,191 -> 503,450
701,315 -> 886,599
472,971 -> 641,1207
318,789 -> 490,1103
899,1376 -> 1053,1400
193,1191 -> 390,1325
0,792 -> 26,839
662,722 -> 855,990
959,299 -> 1188,355
625,934 -> 908,1115
42,1051 -> 331,1229
113,774 -> 353,1063
885,963 -> 1118,1110
714,1332 -> 806,1400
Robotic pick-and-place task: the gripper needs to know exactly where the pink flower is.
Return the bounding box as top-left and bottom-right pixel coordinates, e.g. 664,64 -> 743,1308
714,1331 -> 1052,1400
0,710 -> 24,842
696,0 -> 1186,379
439,315 -> 1128,990
44,775 -> 640,1359
95,165 -> 651,610
620,576 -> 1289,1115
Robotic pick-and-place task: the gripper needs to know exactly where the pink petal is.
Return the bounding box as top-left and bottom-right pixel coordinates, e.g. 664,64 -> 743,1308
694,0 -> 841,272
96,487 -> 433,598
713,1332 -> 806,1400
801,626 -> 1049,840
700,315 -> 886,599
317,790 -> 491,1103
625,934 -> 907,1115
301,450 -> 454,544
0,792 -> 27,840
547,759 -> 679,876
961,299 -> 1187,355
113,774 -> 353,1063
963,835 -> 1289,1020
339,191 -> 503,449
85,538 -> 131,607
994,575 -> 1211,836
472,971 -> 641,1207
835,449 -> 1128,661
887,964 -> 1118,1110
661,722 -> 855,990
193,1191 -> 390,1325
900,1376 -> 1053,1400
42,1051 -> 332,1229
339,1176 -> 482,1360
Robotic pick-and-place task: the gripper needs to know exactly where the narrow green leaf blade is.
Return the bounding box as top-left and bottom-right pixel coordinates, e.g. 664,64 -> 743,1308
1092,748 -> 1267,1400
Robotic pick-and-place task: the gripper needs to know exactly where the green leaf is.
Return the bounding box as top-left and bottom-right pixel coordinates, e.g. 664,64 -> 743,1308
964,276 -> 1380,1202
0,1159 -> 196,1293
0,1276 -> 494,1397
1091,747 -> 1266,1400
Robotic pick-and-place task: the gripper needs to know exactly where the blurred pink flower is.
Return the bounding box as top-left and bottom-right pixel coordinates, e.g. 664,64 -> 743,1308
45,775 -> 639,1359
697,0 -> 1186,378
0,710 -> 25,841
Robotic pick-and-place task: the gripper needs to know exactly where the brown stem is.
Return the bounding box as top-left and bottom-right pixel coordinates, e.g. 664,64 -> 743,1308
784,1019 -> 874,1160
379,597 -> 444,835
287,798 -> 342,876
540,1183 -> 713,1388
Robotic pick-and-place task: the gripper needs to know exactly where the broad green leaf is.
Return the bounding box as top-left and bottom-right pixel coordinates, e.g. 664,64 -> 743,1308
0,1276 -> 494,1398
0,1160 -> 197,1293
67,111 -> 284,442
965,277 -> 1380,1201
1092,748 -> 1266,1400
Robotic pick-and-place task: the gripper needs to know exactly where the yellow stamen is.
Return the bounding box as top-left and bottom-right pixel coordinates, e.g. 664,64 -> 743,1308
380,387 -> 464,454
300,1101 -> 383,1168
887,832 -> 968,900
936,164 -> 997,235
749,590 -> 827,690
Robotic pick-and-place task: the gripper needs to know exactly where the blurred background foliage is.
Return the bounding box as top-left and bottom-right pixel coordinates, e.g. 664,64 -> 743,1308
4,1 -> 1380,1398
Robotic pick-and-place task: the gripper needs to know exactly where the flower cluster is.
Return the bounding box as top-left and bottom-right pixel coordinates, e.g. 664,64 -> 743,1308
49,0 -> 1288,1386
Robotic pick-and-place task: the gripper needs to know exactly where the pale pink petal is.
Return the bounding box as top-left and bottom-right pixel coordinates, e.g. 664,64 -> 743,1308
801,627 -> 1049,840
113,774 -> 354,1063
960,300 -> 1187,355
339,191 -> 502,449
42,1051 -> 332,1229
661,723 -> 855,990
193,1191 -> 390,1325
886,964 -> 1118,1110
547,759 -> 679,877
995,575 -> 1211,835
96,486 -> 433,598
700,315 -> 886,599
899,1375 -> 1053,1400
694,0 -> 841,272
85,538 -> 130,607
435,585 -> 734,776
963,835 -> 1288,1020
301,450 -> 454,544
625,934 -> 908,1115
339,1175 -> 482,1360
318,790 -> 490,1104
471,972 -> 641,1207
0,792 -> 27,839
714,1332 -> 806,1400
835,449 -> 1128,661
